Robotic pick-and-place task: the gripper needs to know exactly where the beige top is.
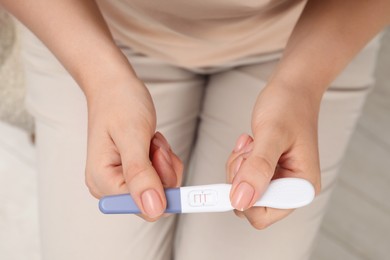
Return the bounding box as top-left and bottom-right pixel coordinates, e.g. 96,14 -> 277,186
97,0 -> 306,69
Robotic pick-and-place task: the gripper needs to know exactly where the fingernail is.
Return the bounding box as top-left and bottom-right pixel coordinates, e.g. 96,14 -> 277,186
141,189 -> 164,218
233,134 -> 250,153
231,182 -> 255,211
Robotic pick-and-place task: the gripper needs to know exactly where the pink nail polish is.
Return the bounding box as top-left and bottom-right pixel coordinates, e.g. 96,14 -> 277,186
141,189 -> 164,218
231,182 -> 255,211
233,134 -> 250,153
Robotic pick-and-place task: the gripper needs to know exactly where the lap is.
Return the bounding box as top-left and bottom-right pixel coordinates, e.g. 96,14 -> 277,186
20,21 -> 381,260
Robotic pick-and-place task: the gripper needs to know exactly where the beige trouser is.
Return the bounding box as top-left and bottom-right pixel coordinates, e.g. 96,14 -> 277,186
20,24 -> 381,260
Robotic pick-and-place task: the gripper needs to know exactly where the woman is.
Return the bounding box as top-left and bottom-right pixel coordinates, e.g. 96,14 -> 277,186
1,0 -> 389,259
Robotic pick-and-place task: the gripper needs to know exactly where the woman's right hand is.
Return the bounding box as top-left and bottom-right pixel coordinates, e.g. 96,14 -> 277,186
85,78 -> 183,221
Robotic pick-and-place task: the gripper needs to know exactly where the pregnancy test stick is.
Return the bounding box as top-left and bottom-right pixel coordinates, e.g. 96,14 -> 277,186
99,178 -> 315,214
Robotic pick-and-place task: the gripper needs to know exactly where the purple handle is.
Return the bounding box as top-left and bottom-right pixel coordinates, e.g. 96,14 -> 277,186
99,188 -> 182,214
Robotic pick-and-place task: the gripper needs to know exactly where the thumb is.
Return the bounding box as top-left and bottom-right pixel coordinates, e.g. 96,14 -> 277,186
230,129 -> 285,211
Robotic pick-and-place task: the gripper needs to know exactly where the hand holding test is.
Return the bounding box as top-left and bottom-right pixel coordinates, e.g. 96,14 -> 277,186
99,178 -> 315,214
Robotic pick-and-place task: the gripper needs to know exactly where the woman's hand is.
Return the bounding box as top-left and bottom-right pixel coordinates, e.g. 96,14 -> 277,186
225,0 -> 390,230
1,0 -> 185,221
226,84 -> 322,229
85,78 -> 183,221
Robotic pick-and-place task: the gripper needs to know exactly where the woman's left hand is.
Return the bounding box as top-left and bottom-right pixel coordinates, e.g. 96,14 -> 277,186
226,84 -> 322,229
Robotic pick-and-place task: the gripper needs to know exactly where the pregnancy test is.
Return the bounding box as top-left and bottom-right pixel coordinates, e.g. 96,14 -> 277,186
99,178 -> 315,214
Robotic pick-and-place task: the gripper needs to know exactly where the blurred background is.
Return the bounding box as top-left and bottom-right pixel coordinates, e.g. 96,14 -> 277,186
1,8 -> 389,260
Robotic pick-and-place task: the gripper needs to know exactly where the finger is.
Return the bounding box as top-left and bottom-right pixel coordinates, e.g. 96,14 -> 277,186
226,133 -> 252,168
242,207 -> 294,230
150,148 -> 176,187
226,141 -> 254,183
150,132 -> 183,188
226,134 -> 253,183
156,131 -> 183,186
170,152 -> 184,187
230,128 -> 285,211
114,129 -> 166,219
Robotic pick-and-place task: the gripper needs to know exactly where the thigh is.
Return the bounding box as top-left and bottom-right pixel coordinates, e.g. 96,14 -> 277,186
174,36 -> 381,260
20,25 -> 204,260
